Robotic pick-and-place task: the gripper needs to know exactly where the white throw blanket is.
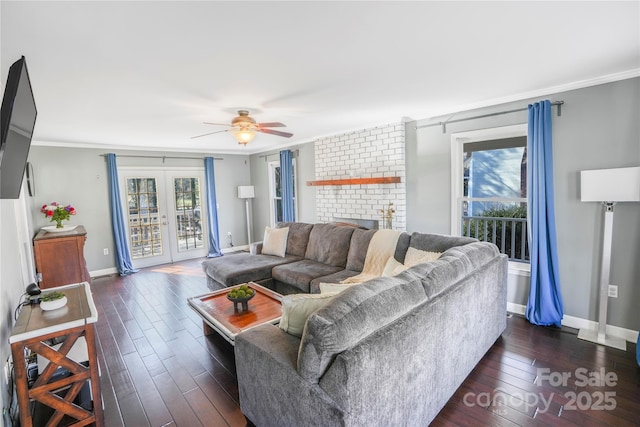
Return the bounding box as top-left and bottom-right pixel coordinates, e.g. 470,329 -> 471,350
341,229 -> 402,284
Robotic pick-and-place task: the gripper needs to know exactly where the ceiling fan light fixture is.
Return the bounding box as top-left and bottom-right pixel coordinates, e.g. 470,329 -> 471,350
232,127 -> 257,145
192,110 -> 292,143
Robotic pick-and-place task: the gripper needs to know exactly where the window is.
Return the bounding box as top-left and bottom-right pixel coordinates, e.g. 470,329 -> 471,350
173,177 -> 203,252
268,159 -> 297,225
126,177 -> 162,259
451,125 -> 529,264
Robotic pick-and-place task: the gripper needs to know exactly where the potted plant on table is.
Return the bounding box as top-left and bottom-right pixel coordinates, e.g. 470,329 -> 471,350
227,284 -> 255,311
40,291 -> 67,311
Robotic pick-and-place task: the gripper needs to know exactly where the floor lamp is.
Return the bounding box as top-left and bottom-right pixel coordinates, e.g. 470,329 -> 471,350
579,166 -> 640,350
238,186 -> 255,245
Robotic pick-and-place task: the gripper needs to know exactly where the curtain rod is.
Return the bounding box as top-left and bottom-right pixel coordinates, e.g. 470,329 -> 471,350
258,148 -> 299,160
100,154 -> 223,162
416,100 -> 564,133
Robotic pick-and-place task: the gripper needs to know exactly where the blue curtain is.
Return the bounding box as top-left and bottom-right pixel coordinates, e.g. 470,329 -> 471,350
106,153 -> 138,276
204,157 -> 223,258
280,149 -> 295,222
525,100 -> 564,327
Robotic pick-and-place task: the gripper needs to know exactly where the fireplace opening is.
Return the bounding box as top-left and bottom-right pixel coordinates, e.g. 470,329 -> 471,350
333,217 -> 379,230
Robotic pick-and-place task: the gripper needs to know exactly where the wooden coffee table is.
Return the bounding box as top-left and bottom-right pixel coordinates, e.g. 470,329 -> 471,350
187,282 -> 282,345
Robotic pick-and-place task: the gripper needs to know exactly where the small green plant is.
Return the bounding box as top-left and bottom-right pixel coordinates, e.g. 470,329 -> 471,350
228,284 -> 254,299
40,291 -> 65,302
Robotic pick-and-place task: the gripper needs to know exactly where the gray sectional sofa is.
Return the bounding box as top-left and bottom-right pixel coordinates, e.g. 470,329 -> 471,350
235,238 -> 508,426
202,221 -> 476,295
202,222 -> 508,425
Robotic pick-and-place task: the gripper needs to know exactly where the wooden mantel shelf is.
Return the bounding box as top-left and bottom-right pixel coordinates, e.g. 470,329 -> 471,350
306,177 -> 401,186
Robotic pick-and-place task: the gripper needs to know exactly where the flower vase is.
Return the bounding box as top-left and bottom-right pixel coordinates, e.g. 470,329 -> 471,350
56,220 -> 64,228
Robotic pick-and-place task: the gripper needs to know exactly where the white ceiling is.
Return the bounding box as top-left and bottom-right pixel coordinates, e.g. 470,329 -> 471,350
2,1 -> 639,155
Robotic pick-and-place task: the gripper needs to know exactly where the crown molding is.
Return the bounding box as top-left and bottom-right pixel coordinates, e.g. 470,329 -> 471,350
29,139 -> 247,156
420,68 -> 640,122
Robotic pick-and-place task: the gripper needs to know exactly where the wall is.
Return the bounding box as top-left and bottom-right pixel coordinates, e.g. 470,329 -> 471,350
249,143 -> 316,239
27,147 -> 251,273
314,123 -> 406,230
0,197 -> 33,425
0,143 -> 251,425
249,124 -> 406,236
406,77 -> 640,331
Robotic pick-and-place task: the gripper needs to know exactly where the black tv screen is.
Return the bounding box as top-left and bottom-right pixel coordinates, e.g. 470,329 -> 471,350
0,56 -> 37,199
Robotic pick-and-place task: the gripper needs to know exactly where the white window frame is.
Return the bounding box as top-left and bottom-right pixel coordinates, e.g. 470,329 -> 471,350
268,159 -> 298,226
450,124 -> 530,274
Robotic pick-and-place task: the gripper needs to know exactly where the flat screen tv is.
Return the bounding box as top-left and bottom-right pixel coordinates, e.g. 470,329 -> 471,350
0,56 -> 37,199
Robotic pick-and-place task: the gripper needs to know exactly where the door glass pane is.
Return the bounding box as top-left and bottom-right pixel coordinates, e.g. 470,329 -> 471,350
275,166 -> 281,197
275,198 -> 283,223
173,177 -> 203,252
127,177 -> 163,259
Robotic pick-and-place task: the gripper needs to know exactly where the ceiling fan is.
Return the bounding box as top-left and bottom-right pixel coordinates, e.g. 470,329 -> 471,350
191,110 -> 293,145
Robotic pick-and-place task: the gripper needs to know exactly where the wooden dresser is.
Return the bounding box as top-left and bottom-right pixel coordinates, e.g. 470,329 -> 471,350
33,225 -> 91,289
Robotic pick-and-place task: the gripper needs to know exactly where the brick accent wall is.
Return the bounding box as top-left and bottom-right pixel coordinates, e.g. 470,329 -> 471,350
314,123 -> 406,230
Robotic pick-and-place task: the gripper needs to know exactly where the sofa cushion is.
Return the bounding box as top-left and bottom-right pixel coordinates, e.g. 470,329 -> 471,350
272,259 -> 343,293
409,232 -> 477,253
308,269 -> 361,293
418,241 -> 500,299
404,247 -> 441,266
262,226 -> 289,257
394,232 -> 412,263
297,271 -> 428,381
318,282 -> 354,294
382,256 -> 404,276
202,252 -> 301,287
345,229 -> 377,272
279,293 -> 338,337
278,222 -> 314,257
305,223 -> 356,267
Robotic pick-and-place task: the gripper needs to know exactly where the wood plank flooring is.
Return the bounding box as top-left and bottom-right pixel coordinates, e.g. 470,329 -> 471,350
90,258 -> 639,426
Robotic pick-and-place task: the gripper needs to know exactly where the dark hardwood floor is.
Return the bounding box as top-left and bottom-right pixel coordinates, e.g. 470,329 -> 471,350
90,258 -> 639,426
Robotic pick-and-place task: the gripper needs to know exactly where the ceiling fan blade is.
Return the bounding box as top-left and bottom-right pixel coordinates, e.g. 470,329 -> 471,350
203,122 -> 232,126
190,129 -> 229,139
259,128 -> 293,138
257,122 -> 286,128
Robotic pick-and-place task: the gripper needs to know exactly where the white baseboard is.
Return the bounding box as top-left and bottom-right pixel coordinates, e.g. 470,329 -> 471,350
507,302 -> 639,344
507,302 -> 527,316
90,267 -> 119,278
222,245 -> 249,253
90,247 -> 248,278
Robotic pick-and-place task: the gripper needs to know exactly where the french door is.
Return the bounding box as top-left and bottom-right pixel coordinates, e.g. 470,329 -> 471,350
119,167 -> 207,268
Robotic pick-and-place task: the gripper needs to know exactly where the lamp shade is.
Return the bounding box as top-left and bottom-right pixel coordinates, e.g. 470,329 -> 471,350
232,127 -> 257,145
238,185 -> 255,199
580,166 -> 640,202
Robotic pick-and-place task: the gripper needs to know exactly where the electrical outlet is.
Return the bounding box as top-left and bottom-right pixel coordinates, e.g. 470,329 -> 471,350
103,248 -> 109,255
608,285 -> 618,298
